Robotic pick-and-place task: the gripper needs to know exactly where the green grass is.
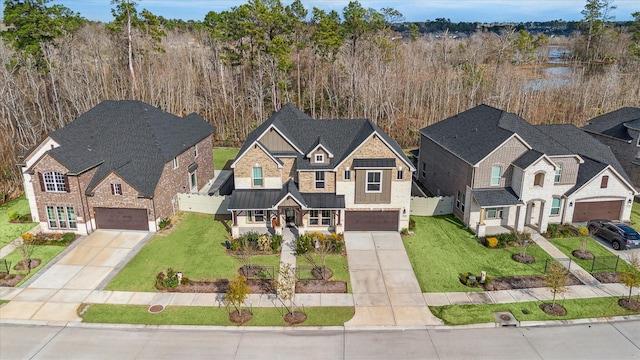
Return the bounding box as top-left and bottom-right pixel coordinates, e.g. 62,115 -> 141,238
214,147 -> 239,171
106,212 -> 280,292
403,215 -> 556,292
630,202 -> 640,232
296,254 -> 352,293
81,304 -> 354,326
549,237 -> 640,274
2,244 -> 66,286
430,297 -> 640,325
0,196 -> 37,248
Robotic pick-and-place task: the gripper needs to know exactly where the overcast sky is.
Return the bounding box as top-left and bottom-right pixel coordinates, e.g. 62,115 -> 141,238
5,1 -> 639,23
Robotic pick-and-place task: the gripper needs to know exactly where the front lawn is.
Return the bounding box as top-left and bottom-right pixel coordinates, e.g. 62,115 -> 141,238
106,212 -> 280,292
0,196 -> 37,248
631,202 -> 640,232
430,297 -> 640,325
214,147 -> 239,171
296,254 -> 351,293
2,244 -> 67,286
403,216 -> 556,292
81,304 -> 354,326
549,237 -> 640,274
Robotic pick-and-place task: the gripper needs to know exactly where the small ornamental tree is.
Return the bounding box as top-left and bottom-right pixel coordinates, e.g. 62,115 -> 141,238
17,236 -> 38,275
274,262 -> 296,315
545,262 -> 569,309
620,253 -> 640,302
224,275 -> 250,316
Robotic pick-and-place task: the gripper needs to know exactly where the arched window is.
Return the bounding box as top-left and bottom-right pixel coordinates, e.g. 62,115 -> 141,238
534,173 -> 545,187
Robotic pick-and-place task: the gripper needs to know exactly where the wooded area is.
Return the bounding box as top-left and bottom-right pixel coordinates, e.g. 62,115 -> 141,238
1,0 -> 639,199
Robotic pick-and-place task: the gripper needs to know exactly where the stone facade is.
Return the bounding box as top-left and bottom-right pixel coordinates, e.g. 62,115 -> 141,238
234,145 -> 282,189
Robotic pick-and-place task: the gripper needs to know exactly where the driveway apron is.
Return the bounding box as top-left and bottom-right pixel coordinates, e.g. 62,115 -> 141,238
344,232 -> 443,327
0,230 -> 150,323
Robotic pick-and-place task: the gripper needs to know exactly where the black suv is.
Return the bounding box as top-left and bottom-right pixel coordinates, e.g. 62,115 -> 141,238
587,220 -> 640,250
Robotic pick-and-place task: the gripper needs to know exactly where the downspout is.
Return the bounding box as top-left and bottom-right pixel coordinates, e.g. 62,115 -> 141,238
152,197 -> 158,232
76,176 -> 90,234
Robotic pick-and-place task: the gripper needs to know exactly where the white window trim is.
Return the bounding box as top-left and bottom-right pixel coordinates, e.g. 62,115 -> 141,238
315,171 -> 325,189
490,166 -> 502,186
554,163 -> 562,183
44,172 -> 66,192
253,210 -> 265,222
112,183 -> 122,195
309,210 -> 332,226
46,205 -> 77,229
173,157 -> 179,169
189,171 -> 197,191
253,166 -> 263,187
344,168 -> 351,181
366,170 -> 382,193
486,207 -> 503,219
315,153 -> 324,163
550,197 -> 561,216
397,167 -> 404,180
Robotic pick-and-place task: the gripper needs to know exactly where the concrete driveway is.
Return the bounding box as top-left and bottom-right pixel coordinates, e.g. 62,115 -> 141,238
0,230 -> 150,323
343,232 -> 443,327
590,235 -> 640,265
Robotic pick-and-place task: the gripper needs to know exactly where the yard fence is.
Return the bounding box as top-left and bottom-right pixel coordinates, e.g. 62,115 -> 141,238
544,258 -> 572,273
588,255 -> 620,273
410,196 -> 453,216
177,193 -> 230,215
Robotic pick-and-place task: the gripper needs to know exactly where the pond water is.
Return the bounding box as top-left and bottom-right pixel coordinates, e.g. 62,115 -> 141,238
524,46 -> 573,91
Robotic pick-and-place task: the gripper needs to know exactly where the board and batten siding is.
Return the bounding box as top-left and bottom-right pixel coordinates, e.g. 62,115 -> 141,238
259,128 -> 295,152
354,169 -> 392,204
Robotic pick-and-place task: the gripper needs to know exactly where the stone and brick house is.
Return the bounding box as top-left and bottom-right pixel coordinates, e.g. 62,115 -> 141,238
227,104 -> 415,237
582,107 -> 640,189
417,104 -> 636,236
17,100 -> 215,234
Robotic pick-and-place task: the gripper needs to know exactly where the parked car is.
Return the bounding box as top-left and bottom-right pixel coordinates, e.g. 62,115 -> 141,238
587,220 -> 640,250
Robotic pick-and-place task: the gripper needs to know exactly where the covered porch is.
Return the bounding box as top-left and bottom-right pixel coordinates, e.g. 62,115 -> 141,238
470,188 -> 525,238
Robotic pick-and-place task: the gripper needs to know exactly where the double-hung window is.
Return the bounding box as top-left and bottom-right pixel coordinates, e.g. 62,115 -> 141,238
550,197 -> 561,216
486,207 -> 503,219
253,167 -> 263,187
554,163 -> 563,183
490,166 -> 502,186
366,171 -> 382,192
46,206 -> 77,229
309,210 -> 331,226
315,171 -> 325,189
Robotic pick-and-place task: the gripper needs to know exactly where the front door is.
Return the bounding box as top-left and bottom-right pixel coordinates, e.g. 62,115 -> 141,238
285,208 -> 296,226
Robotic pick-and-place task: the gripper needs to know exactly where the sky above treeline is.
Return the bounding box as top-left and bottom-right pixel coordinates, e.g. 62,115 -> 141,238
3,1 -> 638,23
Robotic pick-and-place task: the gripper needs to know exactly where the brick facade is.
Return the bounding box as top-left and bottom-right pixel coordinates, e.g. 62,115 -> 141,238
234,145 -> 281,188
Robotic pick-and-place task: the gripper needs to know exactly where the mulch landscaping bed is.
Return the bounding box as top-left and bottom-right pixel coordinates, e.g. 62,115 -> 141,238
572,250 -> 594,260
0,273 -> 25,287
618,298 -> 640,311
13,259 -> 42,271
296,280 -> 347,293
284,311 -> 307,325
229,309 -> 253,324
157,279 -> 275,294
483,274 -> 583,291
540,303 -> 567,316
591,272 -> 622,283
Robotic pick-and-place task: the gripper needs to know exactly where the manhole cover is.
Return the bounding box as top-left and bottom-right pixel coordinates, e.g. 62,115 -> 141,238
493,312 -> 518,327
148,304 -> 164,314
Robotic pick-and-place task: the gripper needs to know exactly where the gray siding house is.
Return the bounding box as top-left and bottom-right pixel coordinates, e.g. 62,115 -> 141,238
417,104 -> 636,236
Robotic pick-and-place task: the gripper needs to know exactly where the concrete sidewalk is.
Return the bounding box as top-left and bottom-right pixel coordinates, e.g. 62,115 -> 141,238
530,233 -> 601,286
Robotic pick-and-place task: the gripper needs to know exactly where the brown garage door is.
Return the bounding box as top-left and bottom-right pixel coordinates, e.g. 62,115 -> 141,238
572,200 -> 623,222
345,210 -> 399,231
95,207 -> 149,231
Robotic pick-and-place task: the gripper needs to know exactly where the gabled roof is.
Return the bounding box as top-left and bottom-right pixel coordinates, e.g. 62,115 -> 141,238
472,187 -> 523,207
42,100 -> 214,197
582,107 -> 640,141
234,103 -> 414,171
419,104 -> 573,165
536,124 -> 634,194
227,179 -> 345,210
274,179 -> 307,208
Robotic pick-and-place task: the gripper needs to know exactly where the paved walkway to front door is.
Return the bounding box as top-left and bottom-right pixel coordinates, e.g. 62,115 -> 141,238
343,232 -> 443,327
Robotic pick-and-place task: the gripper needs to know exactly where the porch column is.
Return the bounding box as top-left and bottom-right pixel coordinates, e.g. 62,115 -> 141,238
479,208 -> 485,225
232,211 -> 237,226
515,205 -> 525,232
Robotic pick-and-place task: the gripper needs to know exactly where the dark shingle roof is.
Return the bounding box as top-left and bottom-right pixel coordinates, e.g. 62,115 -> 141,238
235,103 -> 412,171
472,187 -> 523,207
536,124 -> 632,193
512,150 -> 545,169
45,100 -> 214,197
582,107 -> 640,141
419,104 -> 573,165
227,180 -> 345,210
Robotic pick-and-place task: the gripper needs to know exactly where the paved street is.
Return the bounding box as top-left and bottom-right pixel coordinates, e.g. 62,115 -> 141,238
1,321 -> 638,359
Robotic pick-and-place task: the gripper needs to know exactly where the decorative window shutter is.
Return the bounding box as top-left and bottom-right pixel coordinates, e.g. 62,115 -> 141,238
64,174 -> 70,192
38,172 -> 45,192
110,184 -> 115,195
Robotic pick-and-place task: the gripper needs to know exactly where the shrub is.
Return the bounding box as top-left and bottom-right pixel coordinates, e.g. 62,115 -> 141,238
62,232 -> 75,243
7,210 -> 19,222
486,237 -> 499,248
21,233 -> 34,243
257,234 -> 272,252
408,217 -> 416,231
271,234 -> 282,253
156,268 -> 182,288
401,227 -> 409,235
577,226 -> 589,236
294,235 -> 312,255
158,217 -> 170,229
547,224 -> 559,236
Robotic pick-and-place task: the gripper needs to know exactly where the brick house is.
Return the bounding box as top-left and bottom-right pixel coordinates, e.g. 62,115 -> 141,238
417,104 -> 636,237
17,100 -> 215,234
582,107 -> 640,189
227,104 -> 415,237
